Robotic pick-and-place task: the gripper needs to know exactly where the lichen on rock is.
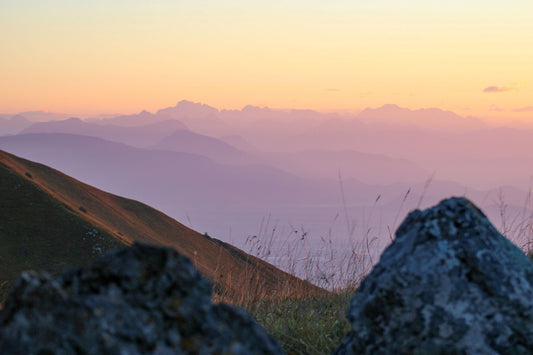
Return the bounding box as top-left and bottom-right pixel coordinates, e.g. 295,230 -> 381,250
0,243 -> 284,354
335,197 -> 533,355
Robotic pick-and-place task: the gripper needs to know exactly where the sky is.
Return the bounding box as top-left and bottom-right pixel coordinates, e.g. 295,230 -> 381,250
1,0 -> 532,122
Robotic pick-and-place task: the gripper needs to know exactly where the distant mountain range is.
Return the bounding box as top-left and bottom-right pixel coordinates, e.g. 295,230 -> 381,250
20,118 -> 188,148
1,131 -> 530,261
0,115 -> 32,135
149,129 -> 251,163
8,116 -> 429,184
2,100 -> 533,270
257,150 -> 428,184
357,104 -> 487,131
0,100 -> 490,138
0,149 -> 322,301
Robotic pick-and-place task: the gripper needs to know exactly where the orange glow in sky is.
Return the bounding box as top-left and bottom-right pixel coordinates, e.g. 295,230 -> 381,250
1,1 -> 532,121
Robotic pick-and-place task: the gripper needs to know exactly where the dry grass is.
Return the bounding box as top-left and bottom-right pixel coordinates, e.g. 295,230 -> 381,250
212,187 -> 533,354
209,195 -> 385,354
209,228 -> 361,354
495,189 -> 533,256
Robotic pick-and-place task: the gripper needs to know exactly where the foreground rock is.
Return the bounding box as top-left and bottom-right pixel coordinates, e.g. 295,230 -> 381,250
0,243 -> 284,354
335,197 -> 533,355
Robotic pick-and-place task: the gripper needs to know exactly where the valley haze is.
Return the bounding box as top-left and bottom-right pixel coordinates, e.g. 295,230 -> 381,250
2,100 -> 533,283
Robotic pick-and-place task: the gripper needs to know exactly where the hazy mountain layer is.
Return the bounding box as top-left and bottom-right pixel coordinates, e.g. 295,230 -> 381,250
21,118 -> 188,148
3,102 -> 533,283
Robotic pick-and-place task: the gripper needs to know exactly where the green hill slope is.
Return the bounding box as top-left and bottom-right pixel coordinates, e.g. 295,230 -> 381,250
0,150 -> 324,303
0,160 -> 125,300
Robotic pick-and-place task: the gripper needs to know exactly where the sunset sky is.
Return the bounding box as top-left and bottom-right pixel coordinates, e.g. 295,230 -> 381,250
1,1 -> 532,122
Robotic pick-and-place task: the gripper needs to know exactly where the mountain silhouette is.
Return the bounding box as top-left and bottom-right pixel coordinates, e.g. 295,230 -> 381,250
21,118 -> 188,148
356,104 -> 487,131
0,115 -> 32,135
149,129 -> 250,163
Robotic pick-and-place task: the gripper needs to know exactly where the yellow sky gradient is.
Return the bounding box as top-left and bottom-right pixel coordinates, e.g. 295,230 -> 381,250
1,1 -> 532,122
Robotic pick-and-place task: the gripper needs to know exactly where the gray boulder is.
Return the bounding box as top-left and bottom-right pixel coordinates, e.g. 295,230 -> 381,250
335,197 -> 533,354
0,243 -> 284,354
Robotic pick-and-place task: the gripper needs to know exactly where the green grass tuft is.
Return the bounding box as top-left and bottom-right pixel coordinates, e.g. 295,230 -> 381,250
249,291 -> 354,355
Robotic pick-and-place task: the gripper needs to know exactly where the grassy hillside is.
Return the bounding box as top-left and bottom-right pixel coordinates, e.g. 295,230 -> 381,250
0,159 -> 125,301
0,149 -> 325,304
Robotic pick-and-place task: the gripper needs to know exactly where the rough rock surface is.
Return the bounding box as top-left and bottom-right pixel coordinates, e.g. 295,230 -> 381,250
335,197 -> 533,355
0,243 -> 284,354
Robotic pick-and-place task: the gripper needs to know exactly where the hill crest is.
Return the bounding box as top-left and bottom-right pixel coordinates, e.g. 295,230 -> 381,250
0,150 -> 324,303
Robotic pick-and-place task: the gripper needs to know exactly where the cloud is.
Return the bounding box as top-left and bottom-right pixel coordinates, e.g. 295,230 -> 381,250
483,86 -> 511,93
325,88 -> 341,92
489,105 -> 505,112
513,106 -> 533,112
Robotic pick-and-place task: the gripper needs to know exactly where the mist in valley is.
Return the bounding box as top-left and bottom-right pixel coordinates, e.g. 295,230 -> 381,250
2,101 -> 533,285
